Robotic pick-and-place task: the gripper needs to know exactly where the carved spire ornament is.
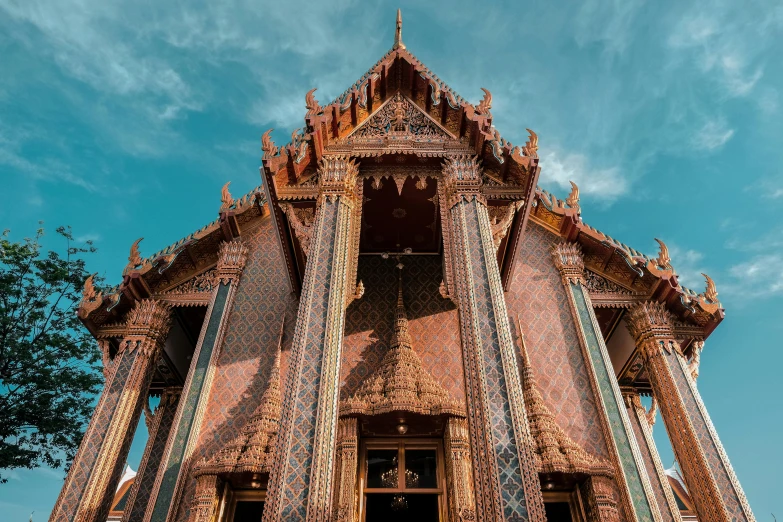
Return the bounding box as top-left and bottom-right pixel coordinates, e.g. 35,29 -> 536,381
516,318 -> 613,477
654,238 -> 672,271
340,269 -> 463,417
566,180 -> 580,214
393,9 -> 405,50
78,273 -> 103,318
522,128 -> 539,158
261,128 -> 278,159
220,182 -> 234,212
701,273 -> 718,303
123,237 -> 144,274
475,88 -> 492,115
689,340 -> 704,381
305,88 -> 322,118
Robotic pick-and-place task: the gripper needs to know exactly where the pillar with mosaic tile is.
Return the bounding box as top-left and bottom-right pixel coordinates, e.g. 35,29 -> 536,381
122,387 -> 182,522
622,390 -> 682,522
50,299 -> 173,522
551,242 -> 663,522
439,155 -> 547,522
262,156 -> 362,522
625,301 -> 754,522
145,240 -> 249,522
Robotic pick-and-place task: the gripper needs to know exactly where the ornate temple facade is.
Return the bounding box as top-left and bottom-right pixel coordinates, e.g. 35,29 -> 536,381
52,12 -> 755,522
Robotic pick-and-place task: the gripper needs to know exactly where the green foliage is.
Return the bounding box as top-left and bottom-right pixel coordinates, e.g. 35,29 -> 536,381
0,225 -> 103,483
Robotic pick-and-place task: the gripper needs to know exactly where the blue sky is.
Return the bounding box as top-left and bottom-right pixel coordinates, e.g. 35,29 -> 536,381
1,0 -> 782,519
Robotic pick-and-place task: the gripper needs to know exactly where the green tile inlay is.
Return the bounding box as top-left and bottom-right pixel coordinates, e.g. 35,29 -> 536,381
149,283 -> 230,522
571,283 -> 655,521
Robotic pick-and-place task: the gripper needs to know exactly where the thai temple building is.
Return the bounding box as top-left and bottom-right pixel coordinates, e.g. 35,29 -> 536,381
51,11 -> 754,522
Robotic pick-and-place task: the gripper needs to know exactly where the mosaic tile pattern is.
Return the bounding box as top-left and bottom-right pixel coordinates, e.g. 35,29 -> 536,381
150,284 -> 230,522
505,224 -> 610,460
52,344 -> 137,522
571,284 -> 656,521
125,393 -> 180,522
666,350 -> 748,522
626,402 -> 677,522
341,255 -> 464,403
174,218 -> 297,522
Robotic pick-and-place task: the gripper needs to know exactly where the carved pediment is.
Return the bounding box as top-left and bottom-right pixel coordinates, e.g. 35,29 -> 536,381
346,93 -> 455,143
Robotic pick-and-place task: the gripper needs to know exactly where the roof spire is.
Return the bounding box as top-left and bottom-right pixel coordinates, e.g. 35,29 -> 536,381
393,9 -> 405,50
392,264 -> 412,349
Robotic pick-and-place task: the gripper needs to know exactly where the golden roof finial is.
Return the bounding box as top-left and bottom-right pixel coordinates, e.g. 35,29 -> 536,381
654,238 -> 672,270
701,273 -> 719,302
522,128 -> 539,158
220,181 -> 234,212
393,9 -> 405,50
566,180 -> 580,213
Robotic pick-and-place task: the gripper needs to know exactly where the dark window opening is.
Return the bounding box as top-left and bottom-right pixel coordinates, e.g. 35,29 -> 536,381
231,500 -> 264,522
365,493 -> 439,521
544,501 -> 574,522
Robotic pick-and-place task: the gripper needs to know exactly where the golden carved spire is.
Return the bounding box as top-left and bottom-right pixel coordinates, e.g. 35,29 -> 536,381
196,319 -> 284,476
220,182 -> 234,212
305,88 -> 322,118
393,9 -> 405,50
476,88 -> 492,115
341,268 -> 463,417
123,238 -> 144,275
516,317 -> 613,476
261,128 -> 278,160
701,273 -> 718,303
654,238 -> 672,270
566,180 -> 580,213
522,128 -> 538,158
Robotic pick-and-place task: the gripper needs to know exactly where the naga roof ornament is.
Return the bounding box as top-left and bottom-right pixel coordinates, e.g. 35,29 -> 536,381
653,238 -> 672,271
565,180 -> 580,214
220,182 -> 234,212
261,129 -> 278,159
340,268 -> 464,418
701,273 -> 718,303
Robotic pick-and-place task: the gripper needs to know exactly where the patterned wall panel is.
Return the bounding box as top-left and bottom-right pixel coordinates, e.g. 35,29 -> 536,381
341,255 -> 464,404
505,223 -> 610,460
172,218 -> 298,522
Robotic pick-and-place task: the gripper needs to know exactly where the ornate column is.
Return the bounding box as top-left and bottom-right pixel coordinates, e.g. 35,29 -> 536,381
263,156 -> 361,522
50,299 -> 173,522
332,418 -> 359,522
444,417 -> 477,522
581,476 -> 621,522
146,240 -> 249,522
626,302 -> 755,522
189,475 -> 224,522
550,243 -> 661,522
622,391 -> 682,522
440,155 -> 545,521
122,387 -> 182,522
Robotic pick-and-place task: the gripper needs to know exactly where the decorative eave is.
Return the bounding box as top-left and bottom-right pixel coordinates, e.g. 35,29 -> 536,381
528,186 -> 723,339
77,185 -> 269,334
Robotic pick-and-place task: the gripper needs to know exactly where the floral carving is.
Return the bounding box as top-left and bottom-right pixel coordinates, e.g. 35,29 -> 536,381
279,203 -> 314,257
350,93 -> 448,141
488,201 -> 522,251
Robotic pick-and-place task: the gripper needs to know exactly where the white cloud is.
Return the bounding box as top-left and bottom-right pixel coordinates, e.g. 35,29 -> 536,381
539,151 -> 628,202
691,118 -> 734,151
728,254 -> 783,296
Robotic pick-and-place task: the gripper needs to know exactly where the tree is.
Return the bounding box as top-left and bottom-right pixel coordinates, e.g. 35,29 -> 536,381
0,225 -> 103,483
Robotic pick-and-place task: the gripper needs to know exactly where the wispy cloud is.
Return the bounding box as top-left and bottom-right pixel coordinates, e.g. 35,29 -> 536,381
691,118 -> 734,151
728,254 -> 783,297
539,150 -> 628,202
667,244 -> 707,290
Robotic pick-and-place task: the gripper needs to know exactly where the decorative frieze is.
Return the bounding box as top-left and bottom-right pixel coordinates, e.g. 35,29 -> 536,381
551,242 -> 586,285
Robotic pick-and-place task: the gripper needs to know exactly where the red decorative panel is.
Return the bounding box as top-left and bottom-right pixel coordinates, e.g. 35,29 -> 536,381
505,223 -> 610,460
173,218 -> 299,521
341,255 -> 465,405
